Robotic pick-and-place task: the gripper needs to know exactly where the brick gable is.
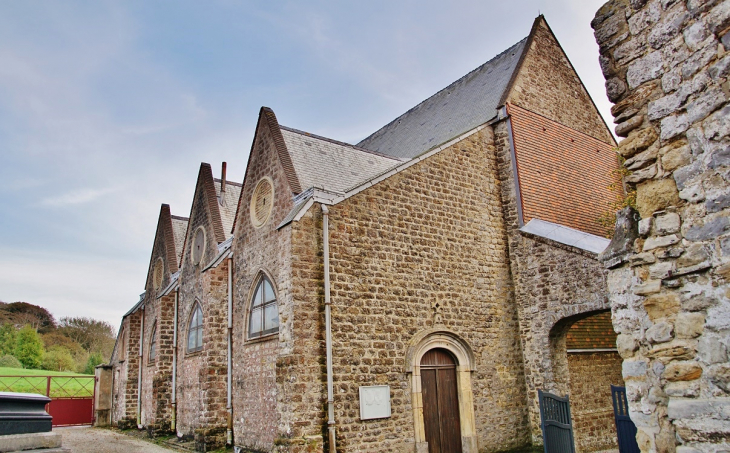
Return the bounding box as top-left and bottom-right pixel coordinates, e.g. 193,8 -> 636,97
509,104 -> 619,237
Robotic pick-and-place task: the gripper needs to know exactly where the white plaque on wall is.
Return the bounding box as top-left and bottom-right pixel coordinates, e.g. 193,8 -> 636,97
359,385 -> 391,420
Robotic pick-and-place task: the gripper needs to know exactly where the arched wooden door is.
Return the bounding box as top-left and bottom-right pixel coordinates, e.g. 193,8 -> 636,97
421,348 -> 462,453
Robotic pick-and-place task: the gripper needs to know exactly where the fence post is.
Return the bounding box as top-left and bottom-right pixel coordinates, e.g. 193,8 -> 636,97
46,376 -> 51,397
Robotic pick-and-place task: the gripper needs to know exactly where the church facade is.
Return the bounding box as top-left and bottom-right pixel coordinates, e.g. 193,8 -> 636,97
101,17 -> 627,453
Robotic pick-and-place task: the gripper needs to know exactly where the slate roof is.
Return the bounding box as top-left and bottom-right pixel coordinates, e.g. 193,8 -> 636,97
281,126 -> 402,194
171,215 -> 189,265
213,179 -> 242,236
566,311 -> 617,350
356,38 -> 528,159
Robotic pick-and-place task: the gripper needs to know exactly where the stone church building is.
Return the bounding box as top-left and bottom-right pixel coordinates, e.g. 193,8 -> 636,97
100,16 -> 629,453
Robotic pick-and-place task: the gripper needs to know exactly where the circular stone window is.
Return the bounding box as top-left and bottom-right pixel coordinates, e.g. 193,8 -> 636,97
153,258 -> 164,290
250,177 -> 274,228
192,227 -> 205,266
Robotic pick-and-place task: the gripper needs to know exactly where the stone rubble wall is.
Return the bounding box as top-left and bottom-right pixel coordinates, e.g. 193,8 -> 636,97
231,115 -> 313,452
111,312 -> 141,428
507,17 -> 616,144
323,127 -> 531,452
593,0 -> 730,451
139,292 -> 175,435
494,117 -> 619,449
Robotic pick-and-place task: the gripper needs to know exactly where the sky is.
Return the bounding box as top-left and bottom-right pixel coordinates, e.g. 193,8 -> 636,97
0,0 -> 614,329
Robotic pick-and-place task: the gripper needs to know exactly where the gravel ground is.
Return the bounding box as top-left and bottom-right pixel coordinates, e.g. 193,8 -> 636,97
56,426 -> 180,453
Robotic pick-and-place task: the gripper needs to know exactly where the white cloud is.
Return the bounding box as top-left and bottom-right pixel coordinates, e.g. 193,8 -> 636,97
40,187 -> 120,207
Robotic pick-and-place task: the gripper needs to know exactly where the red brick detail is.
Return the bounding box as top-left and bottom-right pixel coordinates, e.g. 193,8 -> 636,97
508,104 -> 619,237
566,311 -> 617,350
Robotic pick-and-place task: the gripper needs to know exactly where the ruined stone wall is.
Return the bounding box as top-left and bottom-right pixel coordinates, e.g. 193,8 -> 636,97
231,117 -> 303,451
507,18 -> 615,144
494,119 -> 614,446
593,0 -> 730,451
568,351 -> 624,453
323,127 -> 530,452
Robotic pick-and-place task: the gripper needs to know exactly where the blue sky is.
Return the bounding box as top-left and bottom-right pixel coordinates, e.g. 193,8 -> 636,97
0,0 -> 613,328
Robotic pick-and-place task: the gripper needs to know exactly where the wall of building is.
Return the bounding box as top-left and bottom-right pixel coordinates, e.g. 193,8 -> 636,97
175,262 -> 229,450
494,117 -> 615,447
111,312 -> 140,428
139,292 -> 175,434
506,18 -> 615,144
508,104 -> 619,237
593,0 -> 730,451
568,351 -> 624,453
231,116 -> 302,451
320,127 -> 530,452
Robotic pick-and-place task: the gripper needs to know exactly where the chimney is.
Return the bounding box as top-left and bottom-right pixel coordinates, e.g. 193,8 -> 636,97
221,162 -> 227,193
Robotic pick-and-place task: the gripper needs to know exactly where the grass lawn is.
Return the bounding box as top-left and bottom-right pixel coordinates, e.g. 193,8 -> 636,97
0,367 -> 94,397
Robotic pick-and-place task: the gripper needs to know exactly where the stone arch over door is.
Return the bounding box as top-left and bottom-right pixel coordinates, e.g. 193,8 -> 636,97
406,329 -> 478,453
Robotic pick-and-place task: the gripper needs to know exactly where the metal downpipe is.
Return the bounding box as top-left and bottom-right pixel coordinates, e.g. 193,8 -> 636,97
171,289 -> 178,432
322,204 -> 336,453
227,257 -> 233,446
137,307 -> 144,428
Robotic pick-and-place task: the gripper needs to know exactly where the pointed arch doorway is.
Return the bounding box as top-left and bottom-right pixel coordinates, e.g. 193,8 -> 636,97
421,348 -> 462,453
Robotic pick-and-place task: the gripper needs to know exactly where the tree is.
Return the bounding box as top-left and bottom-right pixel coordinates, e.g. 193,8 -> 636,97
42,346 -> 76,372
58,317 -> 116,357
83,352 -> 104,375
0,323 -> 17,356
14,325 -> 45,369
0,354 -> 22,368
0,302 -> 56,332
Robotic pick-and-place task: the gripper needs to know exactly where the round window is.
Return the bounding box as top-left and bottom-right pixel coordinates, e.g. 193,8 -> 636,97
250,177 -> 274,228
192,227 -> 205,265
153,258 -> 164,290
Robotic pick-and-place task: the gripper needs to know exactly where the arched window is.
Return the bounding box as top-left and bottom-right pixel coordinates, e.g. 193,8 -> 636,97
248,275 -> 278,339
148,321 -> 157,362
187,303 -> 203,353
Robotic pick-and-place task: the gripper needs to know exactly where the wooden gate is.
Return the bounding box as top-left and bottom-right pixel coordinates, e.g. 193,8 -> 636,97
611,385 -> 640,453
0,375 -> 95,426
538,389 -> 575,453
421,348 -> 462,453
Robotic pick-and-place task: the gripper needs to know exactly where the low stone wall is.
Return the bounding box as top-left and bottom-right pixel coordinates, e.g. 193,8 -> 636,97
593,0 -> 730,451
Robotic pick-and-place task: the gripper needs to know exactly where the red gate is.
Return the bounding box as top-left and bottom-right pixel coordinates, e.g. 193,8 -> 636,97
0,375 -> 95,426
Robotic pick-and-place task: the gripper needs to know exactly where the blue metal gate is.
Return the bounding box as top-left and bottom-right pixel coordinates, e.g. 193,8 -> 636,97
611,385 -> 640,453
538,389 -> 575,453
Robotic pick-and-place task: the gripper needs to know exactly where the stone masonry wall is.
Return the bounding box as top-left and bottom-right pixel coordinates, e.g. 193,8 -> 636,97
231,116 -> 305,451
139,292 -> 175,435
507,17 -> 615,144
112,311 -> 140,428
176,261 -> 229,451
324,127 -> 530,452
494,119 -> 614,446
593,0 -> 730,451
568,351 -> 624,453
175,172 -> 231,450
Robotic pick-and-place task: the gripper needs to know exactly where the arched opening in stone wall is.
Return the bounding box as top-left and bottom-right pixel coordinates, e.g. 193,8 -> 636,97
548,310 -> 624,453
406,329 -> 478,453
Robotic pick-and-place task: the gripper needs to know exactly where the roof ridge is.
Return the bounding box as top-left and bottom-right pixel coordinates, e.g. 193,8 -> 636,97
280,125 -> 403,161
171,215 -> 189,221
356,36 -> 528,147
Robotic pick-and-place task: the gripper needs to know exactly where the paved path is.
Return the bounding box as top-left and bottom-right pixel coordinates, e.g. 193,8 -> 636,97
56,426 -> 179,453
